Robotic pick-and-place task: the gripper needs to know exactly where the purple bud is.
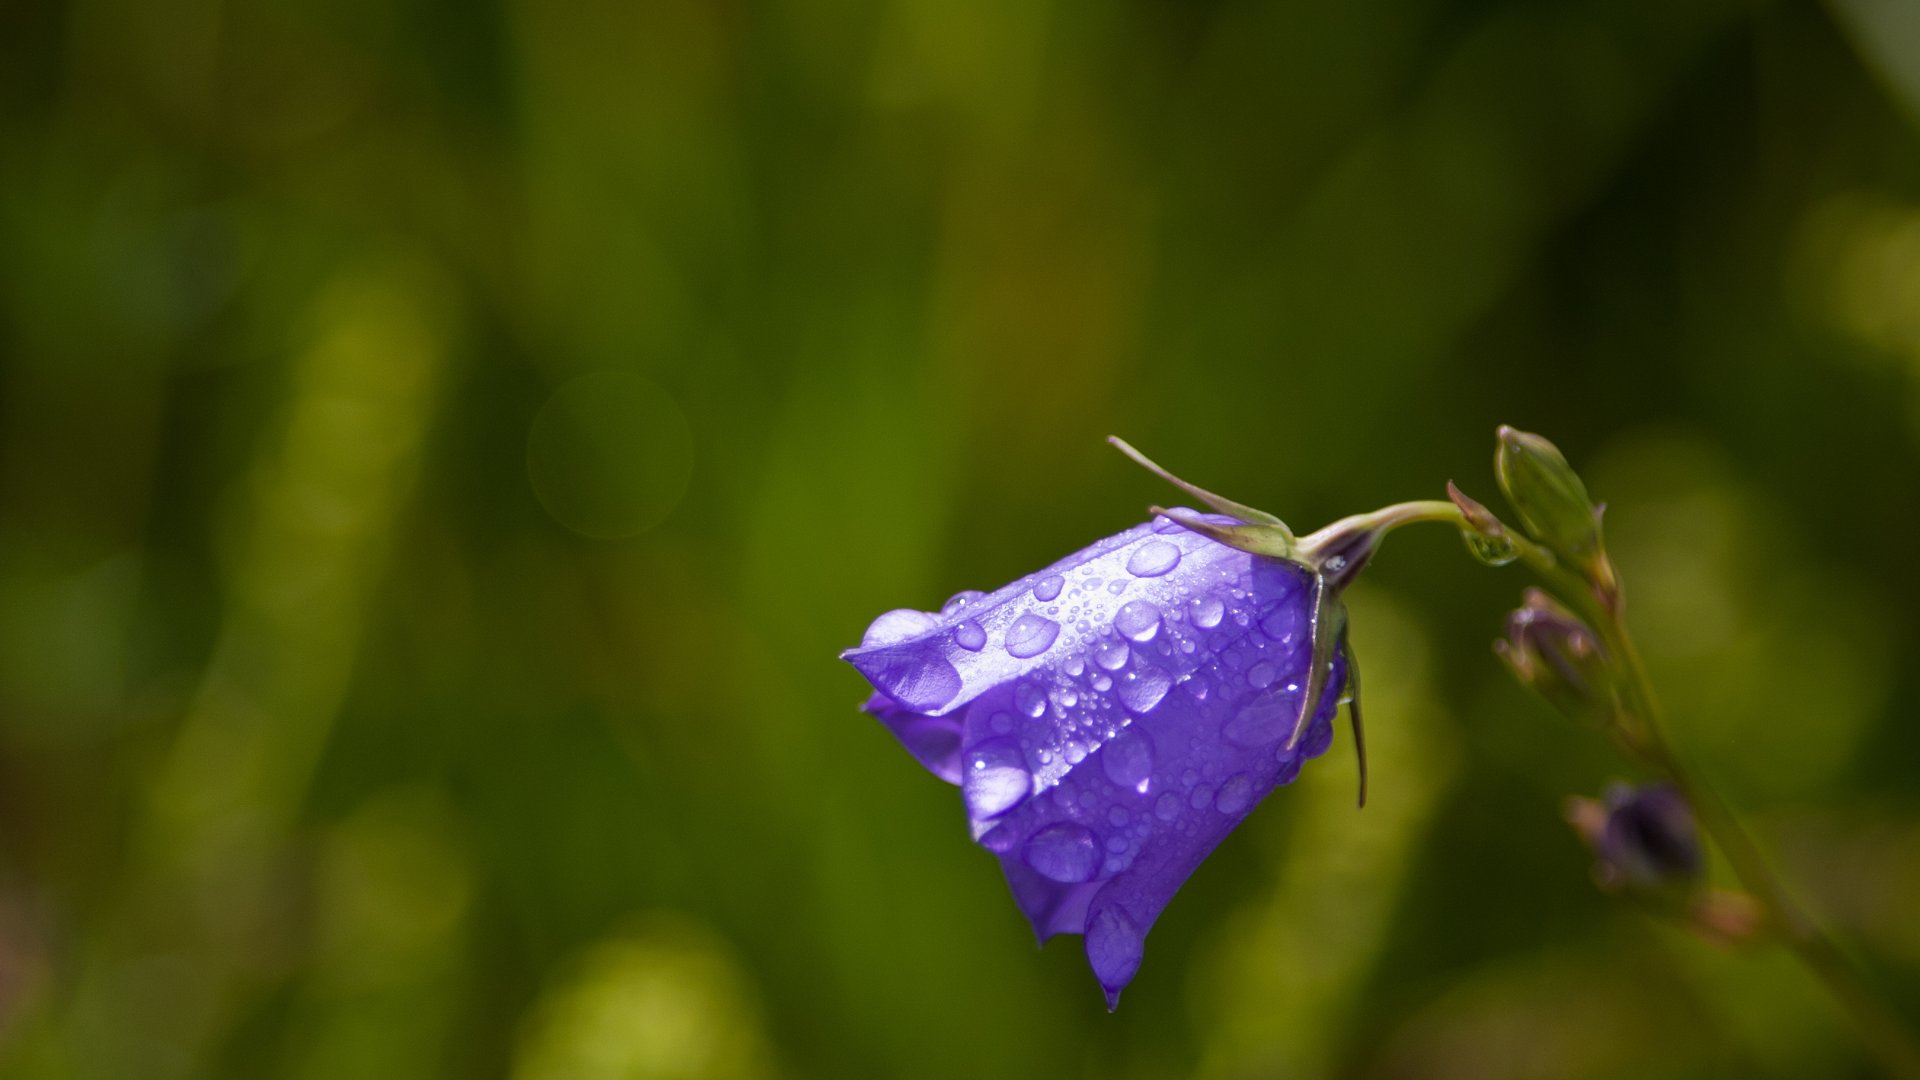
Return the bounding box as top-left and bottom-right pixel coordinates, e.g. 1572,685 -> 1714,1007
842,511 -> 1349,1008
1495,588 -> 1609,720
1568,782 -> 1703,891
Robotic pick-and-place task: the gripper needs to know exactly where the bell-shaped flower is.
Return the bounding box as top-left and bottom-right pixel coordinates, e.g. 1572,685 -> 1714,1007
843,507 -> 1352,1008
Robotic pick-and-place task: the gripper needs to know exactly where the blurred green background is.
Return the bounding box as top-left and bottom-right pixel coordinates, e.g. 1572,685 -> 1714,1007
4,0 -> 1920,1077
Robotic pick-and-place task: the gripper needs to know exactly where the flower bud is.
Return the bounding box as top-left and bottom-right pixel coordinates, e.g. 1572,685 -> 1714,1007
1566,782 -> 1704,892
1494,426 -> 1601,564
1494,588 -> 1609,720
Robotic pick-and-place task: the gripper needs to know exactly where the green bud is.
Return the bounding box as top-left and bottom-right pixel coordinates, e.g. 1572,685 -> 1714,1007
1494,426 -> 1601,563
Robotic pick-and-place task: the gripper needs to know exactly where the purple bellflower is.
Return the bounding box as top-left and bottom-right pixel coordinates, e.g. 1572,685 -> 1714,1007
842,440 -> 1399,1008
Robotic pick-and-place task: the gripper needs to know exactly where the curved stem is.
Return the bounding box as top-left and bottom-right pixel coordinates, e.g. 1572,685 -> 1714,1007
1335,502 -> 1920,1074
1593,607 -> 1920,1078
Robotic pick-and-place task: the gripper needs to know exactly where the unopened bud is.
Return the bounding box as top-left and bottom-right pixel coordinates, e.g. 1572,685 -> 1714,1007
1567,782 -> 1704,893
1494,426 -> 1602,565
1495,588 -> 1609,720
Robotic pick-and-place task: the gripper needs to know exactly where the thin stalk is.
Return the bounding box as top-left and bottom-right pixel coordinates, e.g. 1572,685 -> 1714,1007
1494,529 -> 1920,1075
1593,604 -> 1920,1079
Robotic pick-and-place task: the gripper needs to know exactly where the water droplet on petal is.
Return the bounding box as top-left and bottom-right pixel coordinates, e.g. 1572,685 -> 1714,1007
1189,595 -> 1224,629
1093,640 -> 1130,672
1004,614 -> 1061,658
980,821 -> 1021,853
1223,688 -> 1303,748
1260,604 -> 1304,644
954,619 -> 986,651
942,590 -> 986,616
963,737 -> 1032,819
1107,806 -> 1131,826
1091,673 -> 1113,692
1100,727 -> 1154,794
1023,823 -> 1100,883
1086,904 -> 1144,1003
1116,664 -> 1172,715
1114,600 -> 1162,643
1015,681 -> 1048,718
1154,792 -> 1182,821
1215,773 -> 1254,814
862,608 -> 939,647
1033,574 -> 1064,602
1126,540 -> 1181,578
1247,661 -> 1278,689
990,711 -> 1014,735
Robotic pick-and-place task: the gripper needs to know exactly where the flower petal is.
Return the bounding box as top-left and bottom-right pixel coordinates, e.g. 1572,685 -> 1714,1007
844,513 -> 1349,1006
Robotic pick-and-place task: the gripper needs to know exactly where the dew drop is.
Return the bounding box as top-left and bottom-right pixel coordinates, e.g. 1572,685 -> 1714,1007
1189,783 -> 1215,810
1023,823 -> 1101,883
1015,681 -> 1047,718
1154,792 -> 1182,821
962,737 -> 1032,819
1259,604 -> 1304,644
1087,903 -> 1145,1003
861,608 -> 939,647
1055,687 -> 1080,709
990,711 -> 1014,735
953,619 -> 986,651
1099,727 -> 1154,794
1126,540 -> 1181,578
980,822 -> 1021,853
1107,806 -> 1131,827
942,590 -> 986,616
1247,661 -> 1278,689
1223,688 -> 1303,748
1004,614 -> 1061,658
1114,600 -> 1162,643
1031,574 -> 1065,602
1091,673 -> 1113,692
1064,741 -> 1088,765
1116,664 -> 1172,715
1215,773 -> 1254,815
1189,595 -> 1224,629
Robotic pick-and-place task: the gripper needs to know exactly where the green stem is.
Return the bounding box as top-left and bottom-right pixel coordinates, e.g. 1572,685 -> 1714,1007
1489,531 -> 1920,1076
1350,503 -> 1920,1075
1590,595 -> 1920,1079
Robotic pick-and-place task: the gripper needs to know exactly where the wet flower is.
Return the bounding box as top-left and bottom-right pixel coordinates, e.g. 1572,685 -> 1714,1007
842,510 -> 1350,1008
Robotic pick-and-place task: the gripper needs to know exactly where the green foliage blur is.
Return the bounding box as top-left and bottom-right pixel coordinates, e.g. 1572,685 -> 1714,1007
4,1 -> 1920,1077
